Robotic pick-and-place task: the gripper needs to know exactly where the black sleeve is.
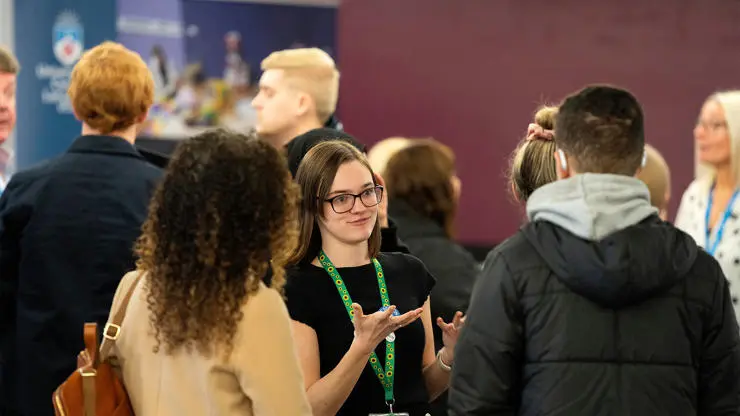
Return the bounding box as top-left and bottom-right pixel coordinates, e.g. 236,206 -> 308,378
412,254 -> 436,303
448,250 -> 523,416
380,219 -> 411,254
0,178 -> 31,336
283,270 -> 318,329
698,261 -> 740,415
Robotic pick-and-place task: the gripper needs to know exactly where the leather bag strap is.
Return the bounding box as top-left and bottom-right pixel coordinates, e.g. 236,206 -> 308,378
99,272 -> 144,359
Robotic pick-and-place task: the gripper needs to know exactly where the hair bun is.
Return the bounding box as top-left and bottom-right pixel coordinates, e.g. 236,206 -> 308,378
533,105 -> 558,130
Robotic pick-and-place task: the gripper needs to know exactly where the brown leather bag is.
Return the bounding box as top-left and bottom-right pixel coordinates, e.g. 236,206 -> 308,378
53,273 -> 143,416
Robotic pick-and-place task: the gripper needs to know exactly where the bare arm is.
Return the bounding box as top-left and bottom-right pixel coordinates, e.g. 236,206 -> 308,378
420,298 -> 451,400
293,304 -> 423,416
293,320 -> 371,416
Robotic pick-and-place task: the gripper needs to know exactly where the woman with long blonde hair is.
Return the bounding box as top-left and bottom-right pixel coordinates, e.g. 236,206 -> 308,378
676,91 -> 740,317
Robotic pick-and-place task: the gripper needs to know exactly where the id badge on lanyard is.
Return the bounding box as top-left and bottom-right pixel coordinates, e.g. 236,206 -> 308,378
319,251 -> 404,415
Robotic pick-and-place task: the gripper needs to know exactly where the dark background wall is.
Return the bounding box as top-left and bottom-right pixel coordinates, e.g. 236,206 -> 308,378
337,0 -> 740,245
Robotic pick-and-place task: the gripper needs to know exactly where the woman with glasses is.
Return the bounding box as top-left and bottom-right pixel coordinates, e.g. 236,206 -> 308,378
676,90 -> 740,320
284,140 -> 464,416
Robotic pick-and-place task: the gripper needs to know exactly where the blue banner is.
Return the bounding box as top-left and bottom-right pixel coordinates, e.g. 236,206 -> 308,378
14,0 -> 117,169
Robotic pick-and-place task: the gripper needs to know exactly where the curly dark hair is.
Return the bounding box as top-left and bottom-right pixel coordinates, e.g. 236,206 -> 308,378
135,129 -> 299,357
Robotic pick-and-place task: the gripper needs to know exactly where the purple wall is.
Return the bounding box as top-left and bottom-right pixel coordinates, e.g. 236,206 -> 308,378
339,0 -> 740,245
116,0 -> 186,68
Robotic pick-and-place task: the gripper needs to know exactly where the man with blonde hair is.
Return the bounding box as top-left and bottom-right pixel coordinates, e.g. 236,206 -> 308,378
0,46 -> 18,194
0,41 -> 162,416
251,47 -> 339,148
636,144 -> 671,220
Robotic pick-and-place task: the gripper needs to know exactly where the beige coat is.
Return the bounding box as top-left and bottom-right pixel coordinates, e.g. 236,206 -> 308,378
105,271 -> 312,416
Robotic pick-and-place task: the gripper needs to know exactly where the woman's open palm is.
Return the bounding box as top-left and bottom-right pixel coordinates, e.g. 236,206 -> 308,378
351,303 -> 423,354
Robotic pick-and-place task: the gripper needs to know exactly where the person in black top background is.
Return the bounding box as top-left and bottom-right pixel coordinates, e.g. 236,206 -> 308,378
284,141 -> 464,415
383,139 -> 480,416
448,85 -> 740,415
0,42 -> 162,416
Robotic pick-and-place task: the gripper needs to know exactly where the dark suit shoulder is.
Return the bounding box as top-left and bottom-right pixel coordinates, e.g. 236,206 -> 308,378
8,156 -> 62,185
133,157 -> 164,179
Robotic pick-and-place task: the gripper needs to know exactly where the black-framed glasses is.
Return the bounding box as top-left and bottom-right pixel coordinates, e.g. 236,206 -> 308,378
324,185 -> 384,214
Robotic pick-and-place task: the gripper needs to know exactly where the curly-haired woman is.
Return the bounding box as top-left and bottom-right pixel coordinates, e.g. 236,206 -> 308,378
103,129 -> 312,415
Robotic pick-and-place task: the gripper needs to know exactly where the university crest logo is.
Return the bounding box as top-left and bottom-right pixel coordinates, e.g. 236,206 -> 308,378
52,11 -> 84,67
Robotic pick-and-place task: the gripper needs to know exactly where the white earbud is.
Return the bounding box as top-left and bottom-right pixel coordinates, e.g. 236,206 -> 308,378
557,149 -> 568,171
641,150 -> 647,168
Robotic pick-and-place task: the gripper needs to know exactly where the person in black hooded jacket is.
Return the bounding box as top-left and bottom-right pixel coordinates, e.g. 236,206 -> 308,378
448,85 -> 740,415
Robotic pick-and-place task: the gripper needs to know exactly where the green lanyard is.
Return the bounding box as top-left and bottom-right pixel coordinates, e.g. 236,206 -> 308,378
318,250 -> 396,407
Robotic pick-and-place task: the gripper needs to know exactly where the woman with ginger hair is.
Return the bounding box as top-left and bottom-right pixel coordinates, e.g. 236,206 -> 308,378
0,41 -> 163,415
106,130 -> 312,415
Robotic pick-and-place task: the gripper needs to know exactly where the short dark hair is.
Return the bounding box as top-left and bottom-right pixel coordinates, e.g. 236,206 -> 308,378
555,85 -> 645,175
285,127 -> 366,177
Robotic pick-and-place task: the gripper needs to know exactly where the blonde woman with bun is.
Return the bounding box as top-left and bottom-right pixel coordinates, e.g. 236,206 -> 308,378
509,106 -> 559,203
0,41 -> 163,416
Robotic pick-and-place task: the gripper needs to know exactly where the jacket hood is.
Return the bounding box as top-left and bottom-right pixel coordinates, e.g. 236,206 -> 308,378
522,174 -> 699,309
526,174 -> 658,241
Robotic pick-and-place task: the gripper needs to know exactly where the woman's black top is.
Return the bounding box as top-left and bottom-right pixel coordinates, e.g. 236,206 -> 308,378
285,252 -> 436,415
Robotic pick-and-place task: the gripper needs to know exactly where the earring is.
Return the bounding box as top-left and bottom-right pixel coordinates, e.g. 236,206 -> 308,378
557,149 -> 568,171
641,150 -> 647,168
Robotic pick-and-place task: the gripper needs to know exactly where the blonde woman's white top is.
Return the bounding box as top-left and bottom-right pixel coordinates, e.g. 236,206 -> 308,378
676,179 -> 740,314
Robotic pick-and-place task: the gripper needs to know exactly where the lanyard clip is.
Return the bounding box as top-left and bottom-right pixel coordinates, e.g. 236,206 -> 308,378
386,399 -> 395,414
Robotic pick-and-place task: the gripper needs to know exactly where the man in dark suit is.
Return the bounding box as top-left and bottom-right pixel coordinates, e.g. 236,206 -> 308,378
0,42 -> 162,416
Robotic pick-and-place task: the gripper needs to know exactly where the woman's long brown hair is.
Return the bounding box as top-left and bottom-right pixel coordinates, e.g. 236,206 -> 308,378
288,140 -> 381,265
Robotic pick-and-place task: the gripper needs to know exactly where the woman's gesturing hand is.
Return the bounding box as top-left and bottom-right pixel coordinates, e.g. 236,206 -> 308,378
350,303 -> 423,354
437,311 -> 466,364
